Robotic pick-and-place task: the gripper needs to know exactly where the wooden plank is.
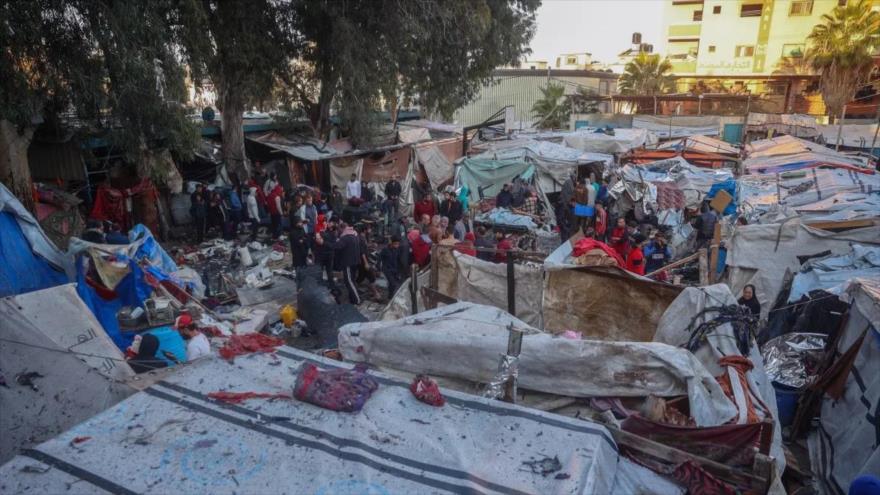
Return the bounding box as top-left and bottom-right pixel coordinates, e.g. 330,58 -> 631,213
806,218 -> 877,231
420,286 -> 457,307
709,189 -> 732,214
708,223 -> 722,284
645,251 -> 700,277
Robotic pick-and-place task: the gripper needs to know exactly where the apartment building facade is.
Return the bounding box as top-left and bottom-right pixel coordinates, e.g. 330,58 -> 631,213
663,0 -> 849,77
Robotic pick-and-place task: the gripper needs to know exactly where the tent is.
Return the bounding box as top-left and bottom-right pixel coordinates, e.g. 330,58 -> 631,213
808,278 -> 880,494
0,284 -> 135,464
657,134 -> 740,156
563,127 -> 658,154
632,115 -> 721,139
743,135 -> 872,175
0,183 -> 70,297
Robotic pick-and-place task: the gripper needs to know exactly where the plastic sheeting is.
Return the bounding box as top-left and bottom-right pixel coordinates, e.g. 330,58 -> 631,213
725,220 -> 880,317
657,135 -> 740,155
632,115 -> 721,138
788,245 -> 880,302
340,302 -> 738,427
654,285 -> 786,477
475,208 -> 538,229
743,135 -> 870,175
0,284 -> 135,463
817,123 -> 879,149
563,128 -> 658,154
129,224 -> 178,274
415,144 -> 454,188
808,279 -> 880,495
0,212 -> 68,297
437,249 -> 544,327
0,345 -> 667,495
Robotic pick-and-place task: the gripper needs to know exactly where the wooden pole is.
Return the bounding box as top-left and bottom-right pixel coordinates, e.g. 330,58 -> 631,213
644,251 -> 700,278
502,323 -> 523,403
409,264 -> 419,315
708,222 -> 722,284
835,105 -> 846,151
698,248 -> 709,286
506,253 -> 516,316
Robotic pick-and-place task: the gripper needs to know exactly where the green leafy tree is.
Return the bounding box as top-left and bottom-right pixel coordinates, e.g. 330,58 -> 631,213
807,0 -> 880,122
288,0 -> 539,146
619,53 -> 674,96
183,1 -> 300,179
1,0 -> 199,211
531,83 -> 570,129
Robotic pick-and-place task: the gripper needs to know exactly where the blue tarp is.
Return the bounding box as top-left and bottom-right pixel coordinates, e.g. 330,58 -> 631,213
129,224 -> 178,274
706,179 -> 738,216
75,257 -> 151,351
0,212 -> 68,297
145,326 -> 187,365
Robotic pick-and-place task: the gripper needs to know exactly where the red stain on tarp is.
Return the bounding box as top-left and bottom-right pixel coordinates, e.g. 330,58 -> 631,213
72,436 -> 92,444
208,391 -> 292,404
218,333 -> 284,361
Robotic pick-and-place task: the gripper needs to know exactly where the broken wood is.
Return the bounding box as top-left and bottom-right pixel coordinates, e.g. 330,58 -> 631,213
420,286 -> 457,308
806,218 -> 877,231
645,251 -> 700,278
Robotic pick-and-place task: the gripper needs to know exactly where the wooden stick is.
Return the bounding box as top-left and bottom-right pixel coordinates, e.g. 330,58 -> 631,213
644,251 -> 700,277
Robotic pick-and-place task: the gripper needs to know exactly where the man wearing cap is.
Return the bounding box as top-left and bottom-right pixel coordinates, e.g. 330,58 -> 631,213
174,314 -> 210,362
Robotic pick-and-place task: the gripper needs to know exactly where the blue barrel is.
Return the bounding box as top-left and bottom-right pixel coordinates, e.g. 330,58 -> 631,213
772,381 -> 802,427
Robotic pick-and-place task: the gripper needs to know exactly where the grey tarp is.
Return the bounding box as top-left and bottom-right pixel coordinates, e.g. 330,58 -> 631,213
415,144 -> 454,189
0,284 -> 135,463
454,157 -> 557,226
654,285 -> 786,481
340,302 -> 739,427
725,220 -> 880,318
563,128 -> 658,154
632,115 -> 721,138
437,249 -> 544,327
0,344 -> 679,494
808,278 -> 880,495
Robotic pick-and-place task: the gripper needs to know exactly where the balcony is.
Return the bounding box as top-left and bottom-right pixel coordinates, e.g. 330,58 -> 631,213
667,24 -> 702,38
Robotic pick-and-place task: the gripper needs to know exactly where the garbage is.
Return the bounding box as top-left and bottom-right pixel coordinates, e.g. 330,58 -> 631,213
15,371 -> 44,391
218,333 -> 284,361
293,363 -> 378,413
410,375 -> 445,407
280,304 -> 297,328
522,456 -> 562,477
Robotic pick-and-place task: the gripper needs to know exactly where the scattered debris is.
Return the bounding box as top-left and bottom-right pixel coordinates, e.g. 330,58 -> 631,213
15,371 -> 44,391
218,333 -> 284,361
522,456 -> 563,477
409,375 -> 445,407
207,391 -> 292,404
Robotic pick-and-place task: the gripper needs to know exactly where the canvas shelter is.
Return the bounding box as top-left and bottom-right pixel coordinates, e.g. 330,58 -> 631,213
632,115 -> 721,139
563,127 -> 658,154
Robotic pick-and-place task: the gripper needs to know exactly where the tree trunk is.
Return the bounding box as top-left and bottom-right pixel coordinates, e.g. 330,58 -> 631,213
0,120 -> 36,212
219,87 -> 250,180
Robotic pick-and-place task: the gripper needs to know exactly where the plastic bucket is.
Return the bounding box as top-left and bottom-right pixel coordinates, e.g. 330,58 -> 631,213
772,381 -> 802,427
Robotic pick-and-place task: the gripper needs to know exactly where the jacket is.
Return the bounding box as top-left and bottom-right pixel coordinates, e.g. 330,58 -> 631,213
643,241 -> 671,274
385,180 -> 402,198
378,246 -> 401,275
439,199 -> 463,224
414,199 -> 435,220
625,246 -> 645,275
333,231 -> 361,268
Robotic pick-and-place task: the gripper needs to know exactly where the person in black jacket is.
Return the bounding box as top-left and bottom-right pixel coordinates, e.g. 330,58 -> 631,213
289,216 -> 308,268
331,223 -> 362,305
127,334 -> 168,374
314,219 -> 339,291
379,236 -> 402,300
384,174 -> 402,218
439,191 -> 463,225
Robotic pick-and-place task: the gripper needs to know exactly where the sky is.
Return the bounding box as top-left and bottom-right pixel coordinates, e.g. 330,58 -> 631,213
528,0 -> 666,64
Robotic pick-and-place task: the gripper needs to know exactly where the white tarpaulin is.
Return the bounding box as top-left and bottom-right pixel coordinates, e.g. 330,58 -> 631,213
0,284 -> 135,463
415,145 -> 454,188
743,135 -> 870,174
0,344 -> 680,494
632,115 -> 721,138
563,128 -> 658,154
329,157 -> 364,191
654,285 -> 786,477
725,220 -> 880,317
657,134 -> 739,155
808,278 -> 880,495
817,123 -> 879,149
788,245 -> 880,302
341,302 -> 740,427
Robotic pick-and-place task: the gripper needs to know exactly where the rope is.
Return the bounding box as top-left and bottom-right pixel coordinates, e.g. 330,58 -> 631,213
684,304 -> 759,356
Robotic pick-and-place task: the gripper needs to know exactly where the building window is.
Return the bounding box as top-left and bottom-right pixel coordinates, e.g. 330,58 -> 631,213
708,45 -> 716,53
740,3 -> 763,17
789,0 -> 813,15
713,5 -> 721,13
782,44 -> 805,57
693,10 -> 703,21
566,56 -> 577,65
735,45 -> 755,57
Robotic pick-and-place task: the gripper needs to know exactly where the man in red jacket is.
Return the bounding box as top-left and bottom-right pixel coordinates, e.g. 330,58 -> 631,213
609,217 -> 628,258
414,194 -> 436,223
626,233 -> 647,276
494,231 -> 513,263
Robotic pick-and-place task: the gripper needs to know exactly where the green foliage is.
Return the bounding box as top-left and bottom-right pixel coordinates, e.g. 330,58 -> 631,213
1,0 -> 200,163
807,0 -> 880,118
531,83 -> 571,129
289,0 -> 539,145
619,53 -> 674,96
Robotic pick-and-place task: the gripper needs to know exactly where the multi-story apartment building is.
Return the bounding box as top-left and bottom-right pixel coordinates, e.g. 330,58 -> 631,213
663,0 -> 849,77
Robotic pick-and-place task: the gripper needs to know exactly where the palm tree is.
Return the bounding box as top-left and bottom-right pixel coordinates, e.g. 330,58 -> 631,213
531,82 -> 570,129
619,53 -> 674,95
807,0 -> 880,122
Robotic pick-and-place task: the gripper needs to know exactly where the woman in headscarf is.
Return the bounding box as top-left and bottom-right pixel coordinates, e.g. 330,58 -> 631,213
738,284 -> 761,316
128,334 -> 168,374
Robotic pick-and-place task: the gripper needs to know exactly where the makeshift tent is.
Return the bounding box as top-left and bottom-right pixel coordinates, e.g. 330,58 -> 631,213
743,135 -> 871,175
817,123 -> 880,150
0,344 -> 681,494
632,115 -> 721,138
0,183 -> 70,296
654,285 -> 786,480
724,219 -> 880,318
341,302 -> 739,427
0,284 -> 135,464
808,278 -> 880,494
454,156 -> 557,225
657,135 -> 740,156
563,127 -> 658,154
788,245 -> 880,303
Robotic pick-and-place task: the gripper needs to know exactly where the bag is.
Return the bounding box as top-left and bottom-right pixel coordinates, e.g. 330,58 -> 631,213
293,363 -> 378,412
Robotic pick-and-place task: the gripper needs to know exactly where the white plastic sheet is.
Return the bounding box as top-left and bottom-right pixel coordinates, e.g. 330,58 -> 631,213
563,128 -> 658,154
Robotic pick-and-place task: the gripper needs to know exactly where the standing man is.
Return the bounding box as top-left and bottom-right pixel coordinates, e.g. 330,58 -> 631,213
190,184 -> 207,243
414,192 -> 436,223
439,190 -> 463,225
246,186 -> 260,240
379,236 -> 403,301
626,233 -> 647,276
384,173 -> 402,223
346,173 -> 361,203
594,203 -> 608,241
266,182 -> 284,239
643,232 -> 672,279
334,223 -> 362,305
